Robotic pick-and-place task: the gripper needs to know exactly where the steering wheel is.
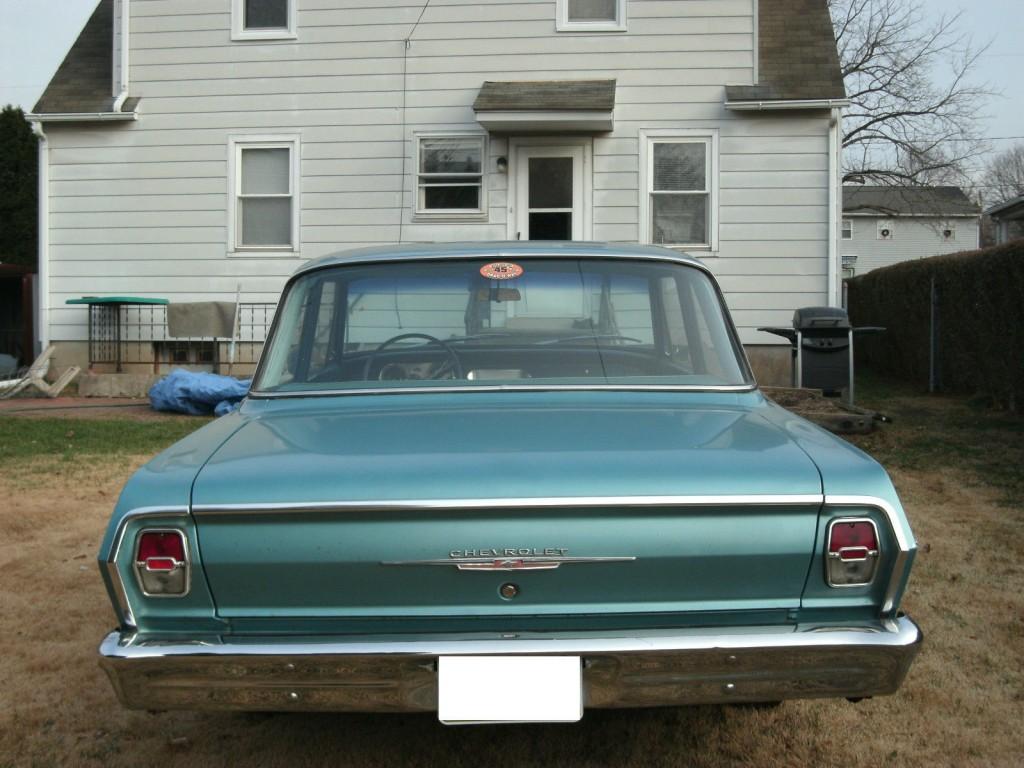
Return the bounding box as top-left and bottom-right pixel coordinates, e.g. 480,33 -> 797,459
362,333 -> 464,381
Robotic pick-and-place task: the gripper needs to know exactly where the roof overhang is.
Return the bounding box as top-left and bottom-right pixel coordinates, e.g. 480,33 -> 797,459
726,98 -> 850,112
984,196 -> 1024,220
843,211 -> 981,219
473,79 -> 615,133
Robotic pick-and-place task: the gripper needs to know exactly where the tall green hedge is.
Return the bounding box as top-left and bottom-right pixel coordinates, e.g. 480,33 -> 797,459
846,240 -> 1024,411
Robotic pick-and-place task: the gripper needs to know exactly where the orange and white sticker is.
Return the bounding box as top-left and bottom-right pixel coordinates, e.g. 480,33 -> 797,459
480,262 -> 524,280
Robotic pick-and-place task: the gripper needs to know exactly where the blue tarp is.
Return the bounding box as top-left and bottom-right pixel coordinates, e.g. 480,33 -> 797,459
149,369 -> 251,416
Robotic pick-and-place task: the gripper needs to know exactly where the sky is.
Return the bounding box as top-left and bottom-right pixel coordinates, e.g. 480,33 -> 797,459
0,0 -> 1021,154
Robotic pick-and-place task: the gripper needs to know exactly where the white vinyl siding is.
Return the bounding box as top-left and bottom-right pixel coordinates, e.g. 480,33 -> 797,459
232,0 -> 296,41
229,136 -> 300,253
415,134 -> 487,217
840,217 -> 980,275
557,0 -> 627,32
43,0 -> 838,347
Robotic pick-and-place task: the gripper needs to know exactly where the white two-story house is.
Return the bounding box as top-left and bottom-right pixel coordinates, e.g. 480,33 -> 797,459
30,0 -> 847,383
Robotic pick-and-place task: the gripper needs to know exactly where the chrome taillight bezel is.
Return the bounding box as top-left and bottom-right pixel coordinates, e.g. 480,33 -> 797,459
133,528 -> 191,598
825,517 -> 880,588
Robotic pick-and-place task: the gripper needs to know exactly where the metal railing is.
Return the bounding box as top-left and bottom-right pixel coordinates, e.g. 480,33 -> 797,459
86,303 -> 276,373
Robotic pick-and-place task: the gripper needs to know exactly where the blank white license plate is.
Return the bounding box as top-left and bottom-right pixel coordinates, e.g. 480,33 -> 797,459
438,656 -> 583,724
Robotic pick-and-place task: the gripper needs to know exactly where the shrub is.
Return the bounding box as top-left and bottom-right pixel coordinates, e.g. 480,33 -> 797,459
846,240 -> 1024,411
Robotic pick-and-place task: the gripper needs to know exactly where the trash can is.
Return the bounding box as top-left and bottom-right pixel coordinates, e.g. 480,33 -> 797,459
759,308 -> 883,402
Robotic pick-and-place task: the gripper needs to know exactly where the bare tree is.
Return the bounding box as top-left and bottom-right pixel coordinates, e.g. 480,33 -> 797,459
981,143 -> 1024,205
829,0 -> 991,186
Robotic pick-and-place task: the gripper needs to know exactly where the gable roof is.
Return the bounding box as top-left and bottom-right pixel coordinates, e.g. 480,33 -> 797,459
725,0 -> 846,103
32,0 -> 134,116
843,186 -> 981,217
985,195 -> 1024,220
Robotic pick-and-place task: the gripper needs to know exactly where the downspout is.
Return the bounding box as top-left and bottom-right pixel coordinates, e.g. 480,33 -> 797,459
827,106 -> 842,307
112,0 -> 130,112
31,121 -> 50,352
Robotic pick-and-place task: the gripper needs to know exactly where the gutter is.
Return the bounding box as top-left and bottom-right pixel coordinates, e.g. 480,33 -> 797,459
24,111 -> 137,123
112,0 -> 131,112
726,98 -> 851,111
30,121 -> 50,352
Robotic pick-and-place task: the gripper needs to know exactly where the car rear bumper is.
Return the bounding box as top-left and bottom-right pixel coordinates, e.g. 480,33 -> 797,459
99,615 -> 922,713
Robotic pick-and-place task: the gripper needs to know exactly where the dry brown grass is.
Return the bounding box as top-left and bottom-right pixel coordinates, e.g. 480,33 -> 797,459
1,394 -> 1022,768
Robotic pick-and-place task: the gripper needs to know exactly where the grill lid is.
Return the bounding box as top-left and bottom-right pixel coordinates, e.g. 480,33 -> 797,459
792,306 -> 851,331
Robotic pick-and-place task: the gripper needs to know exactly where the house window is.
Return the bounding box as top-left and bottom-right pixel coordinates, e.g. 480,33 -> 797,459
232,0 -> 296,40
557,0 -> 627,31
642,134 -> 716,250
877,220 -> 894,240
229,137 -> 300,253
941,223 -> 956,241
842,219 -> 853,240
416,135 -> 486,216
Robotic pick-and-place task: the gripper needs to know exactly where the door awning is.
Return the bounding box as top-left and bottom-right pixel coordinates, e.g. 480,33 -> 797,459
473,80 -> 616,133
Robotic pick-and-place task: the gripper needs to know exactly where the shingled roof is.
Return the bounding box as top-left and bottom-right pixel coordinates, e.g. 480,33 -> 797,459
32,0 -> 135,116
725,0 -> 845,103
843,186 -> 981,217
473,80 -> 617,112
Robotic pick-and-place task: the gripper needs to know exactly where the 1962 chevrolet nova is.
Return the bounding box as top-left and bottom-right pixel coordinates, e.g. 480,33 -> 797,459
98,242 -> 920,723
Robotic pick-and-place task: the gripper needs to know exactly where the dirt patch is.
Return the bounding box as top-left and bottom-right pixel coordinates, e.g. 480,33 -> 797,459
1,397 -> 1023,767
0,397 -> 198,422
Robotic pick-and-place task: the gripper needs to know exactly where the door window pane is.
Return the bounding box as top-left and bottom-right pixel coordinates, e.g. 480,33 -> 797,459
653,143 -> 706,191
568,0 -> 617,21
241,148 -> 290,194
241,198 -> 292,246
530,212 -> 573,240
245,0 -> 289,29
529,157 -> 573,209
652,195 -> 707,246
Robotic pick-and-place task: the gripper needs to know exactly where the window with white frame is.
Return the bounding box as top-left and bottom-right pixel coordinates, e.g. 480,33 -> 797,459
842,219 -> 853,239
941,223 -> 957,241
557,0 -> 627,31
232,0 -> 296,40
230,137 -> 299,252
416,135 -> 486,215
643,136 -> 715,249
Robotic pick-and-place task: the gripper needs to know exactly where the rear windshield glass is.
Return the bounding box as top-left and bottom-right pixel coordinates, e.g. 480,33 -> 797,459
255,258 -> 750,392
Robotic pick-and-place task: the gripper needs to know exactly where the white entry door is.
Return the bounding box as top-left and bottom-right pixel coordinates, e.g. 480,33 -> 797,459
515,145 -> 584,241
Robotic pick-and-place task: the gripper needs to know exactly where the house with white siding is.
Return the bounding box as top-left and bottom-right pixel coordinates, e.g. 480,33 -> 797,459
29,0 -> 848,384
841,186 -> 981,277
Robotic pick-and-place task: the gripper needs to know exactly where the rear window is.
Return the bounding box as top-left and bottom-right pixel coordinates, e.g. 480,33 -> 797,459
255,258 -> 750,392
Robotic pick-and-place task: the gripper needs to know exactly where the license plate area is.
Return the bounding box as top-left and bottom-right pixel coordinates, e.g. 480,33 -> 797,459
438,656 -> 583,724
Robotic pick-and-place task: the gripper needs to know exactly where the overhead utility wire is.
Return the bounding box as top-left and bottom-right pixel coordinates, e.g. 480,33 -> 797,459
397,0 -> 433,244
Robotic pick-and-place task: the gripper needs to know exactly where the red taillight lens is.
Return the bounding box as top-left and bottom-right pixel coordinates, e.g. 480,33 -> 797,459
134,530 -> 189,596
826,519 -> 880,587
137,531 -> 186,562
828,521 -> 878,561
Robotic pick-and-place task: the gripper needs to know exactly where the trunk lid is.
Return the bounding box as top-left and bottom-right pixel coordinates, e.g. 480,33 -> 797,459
191,392 -> 823,629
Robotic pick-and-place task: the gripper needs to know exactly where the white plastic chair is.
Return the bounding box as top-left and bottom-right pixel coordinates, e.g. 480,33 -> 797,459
0,345 -> 81,399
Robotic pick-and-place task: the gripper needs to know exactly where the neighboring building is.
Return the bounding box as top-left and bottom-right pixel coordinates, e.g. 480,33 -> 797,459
985,195 -> 1024,245
841,186 -> 981,276
29,0 -> 849,383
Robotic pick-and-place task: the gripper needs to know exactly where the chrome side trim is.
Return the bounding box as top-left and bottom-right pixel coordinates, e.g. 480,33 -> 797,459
192,494 -> 824,516
823,496 -> 913,616
103,506 -> 190,629
248,383 -> 759,400
382,555 -> 637,571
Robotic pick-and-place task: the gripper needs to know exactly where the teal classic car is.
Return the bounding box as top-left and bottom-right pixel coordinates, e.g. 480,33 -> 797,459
99,242 -> 921,723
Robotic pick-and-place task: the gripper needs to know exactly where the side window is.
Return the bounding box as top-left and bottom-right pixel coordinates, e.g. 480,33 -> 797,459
416,135 -> 487,216
233,0 -> 296,40
649,140 -> 712,248
842,219 -> 853,240
557,0 -> 627,31
229,137 -> 300,253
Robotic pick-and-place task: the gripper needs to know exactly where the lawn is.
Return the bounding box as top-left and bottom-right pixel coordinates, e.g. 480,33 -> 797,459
1,382 -> 1021,768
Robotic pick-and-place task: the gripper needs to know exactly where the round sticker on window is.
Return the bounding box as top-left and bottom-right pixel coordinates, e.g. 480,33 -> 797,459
480,262 -> 524,280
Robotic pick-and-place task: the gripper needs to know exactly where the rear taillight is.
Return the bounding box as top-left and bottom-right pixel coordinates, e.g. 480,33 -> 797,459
826,518 -> 880,587
134,530 -> 189,596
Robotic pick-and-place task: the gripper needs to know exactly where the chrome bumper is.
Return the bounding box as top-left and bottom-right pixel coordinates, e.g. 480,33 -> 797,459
99,616 -> 922,713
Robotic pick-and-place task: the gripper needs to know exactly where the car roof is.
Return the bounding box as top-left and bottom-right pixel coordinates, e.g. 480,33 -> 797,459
294,241 -> 708,277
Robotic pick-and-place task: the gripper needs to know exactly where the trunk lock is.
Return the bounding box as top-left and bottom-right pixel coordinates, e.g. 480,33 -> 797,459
499,583 -> 520,600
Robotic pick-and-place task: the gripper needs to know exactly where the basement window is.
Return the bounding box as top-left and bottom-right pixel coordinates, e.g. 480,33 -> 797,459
557,0 -> 627,32
233,0 -> 297,40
